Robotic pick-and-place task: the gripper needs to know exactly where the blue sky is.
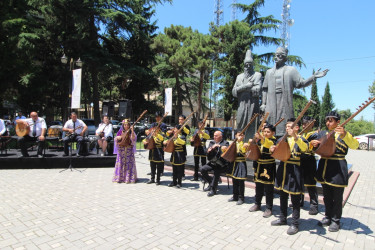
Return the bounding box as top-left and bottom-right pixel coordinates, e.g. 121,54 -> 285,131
152,0 -> 375,122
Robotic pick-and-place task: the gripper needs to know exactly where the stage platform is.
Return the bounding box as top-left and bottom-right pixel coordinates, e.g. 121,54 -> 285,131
0,149 -> 116,169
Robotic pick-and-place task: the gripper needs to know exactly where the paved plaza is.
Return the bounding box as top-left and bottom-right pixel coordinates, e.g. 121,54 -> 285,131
1,148 -> 375,249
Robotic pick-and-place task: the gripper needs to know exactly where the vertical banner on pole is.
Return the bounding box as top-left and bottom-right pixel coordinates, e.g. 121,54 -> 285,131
71,68 -> 82,109
165,88 -> 172,115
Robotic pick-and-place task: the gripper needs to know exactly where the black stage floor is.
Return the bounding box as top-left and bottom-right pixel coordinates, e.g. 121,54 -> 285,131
0,149 -> 116,169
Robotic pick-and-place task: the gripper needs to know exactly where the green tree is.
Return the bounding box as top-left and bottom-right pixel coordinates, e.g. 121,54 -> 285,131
320,82 -> 335,126
293,90 -> 308,118
308,70 -> 321,126
369,80 -> 375,109
345,119 -> 375,136
338,109 -> 352,121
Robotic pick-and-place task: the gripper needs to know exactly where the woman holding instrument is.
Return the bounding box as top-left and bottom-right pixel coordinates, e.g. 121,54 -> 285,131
191,119 -> 210,181
96,115 -> 113,156
249,124 -> 276,218
226,131 -> 248,205
113,119 -> 137,183
310,111 -> 359,232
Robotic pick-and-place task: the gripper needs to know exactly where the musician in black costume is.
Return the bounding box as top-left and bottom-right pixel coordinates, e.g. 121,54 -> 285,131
227,131 -> 248,205
165,114 -> 190,188
270,118 -> 308,235
191,119 -> 210,181
200,130 -> 229,197
300,116 -> 319,215
311,111 -> 358,232
249,124 -> 277,218
144,111 -> 167,185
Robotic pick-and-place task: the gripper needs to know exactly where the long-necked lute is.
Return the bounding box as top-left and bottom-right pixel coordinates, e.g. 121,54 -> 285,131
190,114 -> 209,147
314,97 -> 375,157
271,100 -> 315,162
15,122 -> 30,137
246,112 -> 270,161
164,112 -> 195,153
298,119 -> 315,136
143,112 -> 169,150
221,113 -> 259,163
118,110 -> 148,147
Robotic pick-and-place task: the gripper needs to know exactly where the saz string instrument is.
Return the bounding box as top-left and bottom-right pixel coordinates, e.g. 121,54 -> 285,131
246,112 -> 270,161
15,123 -> 30,137
65,125 -> 83,137
271,100 -> 315,162
274,118 -> 285,128
190,114 -> 209,147
164,112 -> 195,153
118,110 -> 148,147
221,113 -> 259,163
314,97 -> 375,157
143,112 -> 169,150
298,119 -> 316,136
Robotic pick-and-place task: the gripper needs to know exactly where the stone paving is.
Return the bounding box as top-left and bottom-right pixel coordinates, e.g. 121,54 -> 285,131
0,148 -> 374,249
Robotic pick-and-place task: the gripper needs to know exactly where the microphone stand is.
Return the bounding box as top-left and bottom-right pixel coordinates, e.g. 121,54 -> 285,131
60,134 -> 82,173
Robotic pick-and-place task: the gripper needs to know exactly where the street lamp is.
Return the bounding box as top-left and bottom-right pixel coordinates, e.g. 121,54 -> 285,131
61,54 -> 83,119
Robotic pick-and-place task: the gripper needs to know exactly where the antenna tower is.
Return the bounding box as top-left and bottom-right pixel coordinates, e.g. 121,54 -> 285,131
231,0 -> 237,21
281,0 -> 294,49
214,0 -> 224,27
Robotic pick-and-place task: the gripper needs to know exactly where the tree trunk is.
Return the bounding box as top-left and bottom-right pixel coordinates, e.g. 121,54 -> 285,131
174,73 -> 183,123
183,82 -> 197,127
196,70 -> 205,126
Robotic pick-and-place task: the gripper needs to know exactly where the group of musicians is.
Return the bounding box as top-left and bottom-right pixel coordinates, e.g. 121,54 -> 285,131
10,110 -> 358,235
12,111 -> 113,158
141,110 -> 358,235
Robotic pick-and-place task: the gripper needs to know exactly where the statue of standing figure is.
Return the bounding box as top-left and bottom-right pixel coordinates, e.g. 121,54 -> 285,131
260,47 -> 329,136
232,50 -> 262,140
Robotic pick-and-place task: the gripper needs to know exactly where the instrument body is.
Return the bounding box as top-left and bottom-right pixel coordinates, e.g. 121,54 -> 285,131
144,112 -> 168,150
47,127 -> 61,138
164,112 -> 194,153
16,123 -> 30,137
222,113 -> 259,162
246,112 -> 270,161
118,110 -> 148,147
191,114 -> 209,147
207,142 -> 229,169
271,100 -> 314,162
65,125 -> 83,137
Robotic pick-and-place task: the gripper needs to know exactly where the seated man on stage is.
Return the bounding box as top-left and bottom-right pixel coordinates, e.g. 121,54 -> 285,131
16,112 -> 47,158
62,112 -> 88,157
96,115 -> 113,156
200,130 -> 229,197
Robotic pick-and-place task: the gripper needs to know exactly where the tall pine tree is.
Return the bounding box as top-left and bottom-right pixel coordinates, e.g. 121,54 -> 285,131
320,82 -> 335,127
309,77 -> 321,127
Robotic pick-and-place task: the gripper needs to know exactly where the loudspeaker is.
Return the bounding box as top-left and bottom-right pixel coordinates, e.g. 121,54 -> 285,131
119,99 -> 132,118
108,101 -> 115,117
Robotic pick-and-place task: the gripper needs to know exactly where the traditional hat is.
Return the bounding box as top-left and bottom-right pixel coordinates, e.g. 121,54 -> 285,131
122,119 -> 130,124
325,111 -> 340,120
244,50 -> 253,64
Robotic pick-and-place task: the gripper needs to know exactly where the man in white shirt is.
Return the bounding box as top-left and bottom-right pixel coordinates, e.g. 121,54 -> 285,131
16,112 -> 47,158
0,118 -> 7,136
96,115 -> 113,156
62,112 -> 88,156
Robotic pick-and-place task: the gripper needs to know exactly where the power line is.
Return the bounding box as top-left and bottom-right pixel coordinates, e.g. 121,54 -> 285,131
306,56 -> 375,65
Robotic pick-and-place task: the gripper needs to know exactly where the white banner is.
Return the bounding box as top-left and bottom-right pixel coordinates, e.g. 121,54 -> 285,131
71,68 -> 82,109
164,88 -> 172,115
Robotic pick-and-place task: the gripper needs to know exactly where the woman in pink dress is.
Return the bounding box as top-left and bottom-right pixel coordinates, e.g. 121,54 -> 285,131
112,119 -> 137,183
